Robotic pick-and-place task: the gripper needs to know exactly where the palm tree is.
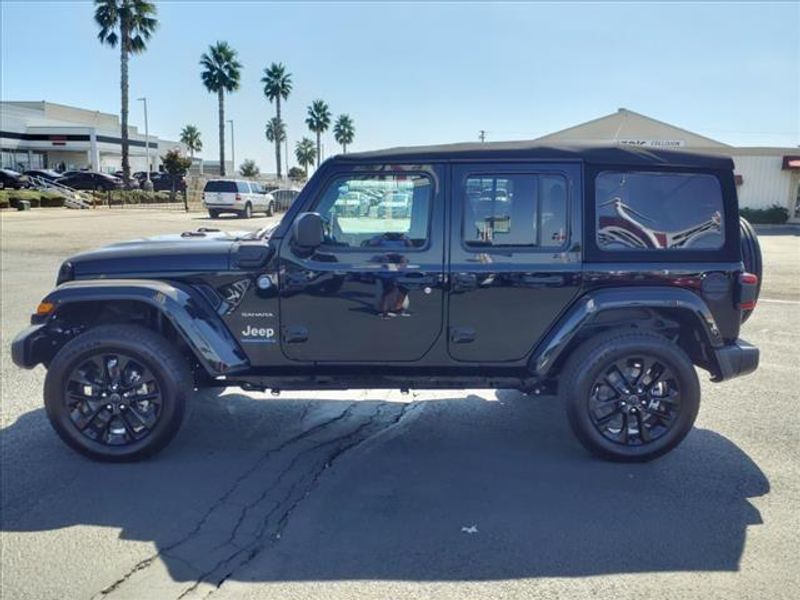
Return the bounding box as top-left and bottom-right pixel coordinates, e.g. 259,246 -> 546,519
305,99 -> 331,167
94,0 -> 158,188
261,63 -> 292,179
200,41 -> 241,177
265,117 -> 286,175
179,125 -> 202,160
295,137 -> 317,178
333,114 -> 355,153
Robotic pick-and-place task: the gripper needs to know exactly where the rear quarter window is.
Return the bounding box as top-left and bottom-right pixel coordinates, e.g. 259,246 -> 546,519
204,181 -> 238,193
595,171 -> 724,251
238,181 -> 252,193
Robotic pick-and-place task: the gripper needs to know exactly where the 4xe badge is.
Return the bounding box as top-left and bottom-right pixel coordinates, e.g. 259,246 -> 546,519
240,325 -> 277,344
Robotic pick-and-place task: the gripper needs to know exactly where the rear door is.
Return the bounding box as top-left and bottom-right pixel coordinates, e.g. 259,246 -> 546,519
448,162 -> 583,362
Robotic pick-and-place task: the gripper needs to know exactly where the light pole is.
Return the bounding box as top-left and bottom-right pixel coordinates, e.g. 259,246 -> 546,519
227,119 -> 234,175
137,97 -> 152,190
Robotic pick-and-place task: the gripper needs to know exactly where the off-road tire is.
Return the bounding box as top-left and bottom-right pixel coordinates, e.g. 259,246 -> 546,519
44,324 -> 192,461
739,217 -> 762,323
562,330 -> 700,462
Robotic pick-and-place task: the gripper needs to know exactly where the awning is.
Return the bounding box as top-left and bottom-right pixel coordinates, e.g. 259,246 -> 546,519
782,155 -> 800,170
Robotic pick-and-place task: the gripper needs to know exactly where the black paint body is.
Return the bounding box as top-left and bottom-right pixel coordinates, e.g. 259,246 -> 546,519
12,144 -> 759,389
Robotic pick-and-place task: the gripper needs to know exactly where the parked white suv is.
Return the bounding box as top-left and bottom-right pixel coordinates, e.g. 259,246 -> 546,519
203,179 -> 276,218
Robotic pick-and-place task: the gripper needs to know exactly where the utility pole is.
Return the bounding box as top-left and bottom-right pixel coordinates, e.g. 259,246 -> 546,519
137,97 -> 152,190
227,119 -> 235,175
479,130 -> 486,143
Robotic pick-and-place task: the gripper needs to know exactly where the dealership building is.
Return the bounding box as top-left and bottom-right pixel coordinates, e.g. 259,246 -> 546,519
0,101 -> 184,174
532,109 -> 800,222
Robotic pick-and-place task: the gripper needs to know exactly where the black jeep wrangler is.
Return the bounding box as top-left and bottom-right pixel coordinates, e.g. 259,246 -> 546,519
12,144 -> 762,462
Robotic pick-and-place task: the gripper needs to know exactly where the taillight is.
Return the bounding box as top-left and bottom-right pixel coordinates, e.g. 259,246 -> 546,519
235,193 -> 242,201
738,272 -> 758,311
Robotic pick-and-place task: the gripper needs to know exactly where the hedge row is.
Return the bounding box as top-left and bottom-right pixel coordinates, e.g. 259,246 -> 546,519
0,190 -> 68,209
0,189 -> 184,209
740,204 -> 789,225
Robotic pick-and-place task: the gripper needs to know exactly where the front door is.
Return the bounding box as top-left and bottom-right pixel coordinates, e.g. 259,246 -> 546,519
279,166 -> 445,363
448,163 -> 583,362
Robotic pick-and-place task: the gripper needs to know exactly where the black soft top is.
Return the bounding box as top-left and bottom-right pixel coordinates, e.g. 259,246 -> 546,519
339,142 -> 733,170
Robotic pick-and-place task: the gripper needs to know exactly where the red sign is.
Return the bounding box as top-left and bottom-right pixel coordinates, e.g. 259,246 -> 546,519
781,155 -> 800,170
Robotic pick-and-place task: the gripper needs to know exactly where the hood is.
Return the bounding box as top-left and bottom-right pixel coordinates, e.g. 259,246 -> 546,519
67,229 -> 250,277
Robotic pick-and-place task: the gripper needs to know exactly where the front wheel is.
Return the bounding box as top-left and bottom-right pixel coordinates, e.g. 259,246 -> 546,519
44,325 -> 192,461
562,330 -> 700,462
266,202 -> 274,217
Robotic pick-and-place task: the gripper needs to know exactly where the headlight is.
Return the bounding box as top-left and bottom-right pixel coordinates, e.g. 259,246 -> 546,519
56,261 -> 74,285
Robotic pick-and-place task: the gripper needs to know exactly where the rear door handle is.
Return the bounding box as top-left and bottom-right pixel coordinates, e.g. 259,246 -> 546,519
450,327 -> 476,344
452,273 -> 478,292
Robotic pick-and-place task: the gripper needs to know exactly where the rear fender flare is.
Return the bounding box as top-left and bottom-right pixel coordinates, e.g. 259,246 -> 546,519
531,287 -> 723,378
42,279 -> 249,376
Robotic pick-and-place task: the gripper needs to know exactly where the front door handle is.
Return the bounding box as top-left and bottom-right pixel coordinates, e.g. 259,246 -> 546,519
283,325 -> 308,343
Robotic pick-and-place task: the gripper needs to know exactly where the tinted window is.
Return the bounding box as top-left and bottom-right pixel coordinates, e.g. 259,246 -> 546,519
313,173 -> 432,249
595,171 -> 724,251
204,181 -> 238,193
238,181 -> 251,193
463,174 -> 567,247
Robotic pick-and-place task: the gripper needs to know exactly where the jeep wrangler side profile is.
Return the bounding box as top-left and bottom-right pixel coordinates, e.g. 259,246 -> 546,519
11,144 -> 761,462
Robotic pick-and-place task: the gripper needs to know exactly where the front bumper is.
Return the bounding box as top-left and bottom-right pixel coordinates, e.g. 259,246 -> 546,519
712,339 -> 759,382
11,324 -> 50,369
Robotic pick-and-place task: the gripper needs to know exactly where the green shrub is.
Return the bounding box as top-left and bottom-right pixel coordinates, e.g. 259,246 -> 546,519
740,204 -> 789,225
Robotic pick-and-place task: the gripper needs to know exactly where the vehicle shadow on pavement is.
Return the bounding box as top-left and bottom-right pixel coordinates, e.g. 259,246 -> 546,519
1,388 -> 769,587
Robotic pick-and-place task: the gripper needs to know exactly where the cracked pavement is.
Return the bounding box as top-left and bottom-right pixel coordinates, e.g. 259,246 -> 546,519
2,210 -> 799,600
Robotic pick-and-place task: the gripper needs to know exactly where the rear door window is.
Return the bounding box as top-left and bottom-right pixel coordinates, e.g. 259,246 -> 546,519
204,181 -> 238,193
238,181 -> 251,194
595,171 -> 724,251
462,173 -> 567,248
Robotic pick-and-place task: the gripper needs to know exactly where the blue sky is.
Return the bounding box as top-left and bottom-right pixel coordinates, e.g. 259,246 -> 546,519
2,1 -> 798,173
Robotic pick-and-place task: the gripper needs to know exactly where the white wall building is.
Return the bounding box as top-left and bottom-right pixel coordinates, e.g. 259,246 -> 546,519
533,109 -> 800,222
0,101 -> 184,173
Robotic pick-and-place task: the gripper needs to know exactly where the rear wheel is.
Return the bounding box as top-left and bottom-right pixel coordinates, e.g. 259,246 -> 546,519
739,217 -> 762,323
562,330 -> 700,462
44,325 -> 191,461
208,209 -> 220,219
239,202 -> 252,219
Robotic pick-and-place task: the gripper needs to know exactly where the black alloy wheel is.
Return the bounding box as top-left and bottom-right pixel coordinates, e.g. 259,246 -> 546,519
63,352 -> 163,447
563,330 -> 700,462
44,325 -> 190,461
587,354 -> 680,446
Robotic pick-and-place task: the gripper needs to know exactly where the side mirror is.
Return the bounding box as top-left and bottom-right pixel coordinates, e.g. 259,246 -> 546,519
293,212 -> 324,249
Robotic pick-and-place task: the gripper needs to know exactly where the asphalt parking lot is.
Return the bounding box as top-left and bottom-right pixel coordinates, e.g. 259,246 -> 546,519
1,208 -> 799,600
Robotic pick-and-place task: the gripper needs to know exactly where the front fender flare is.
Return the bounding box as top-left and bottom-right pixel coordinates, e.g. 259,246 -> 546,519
41,279 -> 249,376
530,286 -> 723,378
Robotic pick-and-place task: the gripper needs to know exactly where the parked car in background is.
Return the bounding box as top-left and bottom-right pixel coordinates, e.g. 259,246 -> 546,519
203,179 -> 275,218
377,190 -> 412,218
23,169 -> 63,183
0,168 -> 27,190
270,188 -> 301,211
333,191 -> 370,217
57,171 -> 124,192
151,173 -> 187,193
